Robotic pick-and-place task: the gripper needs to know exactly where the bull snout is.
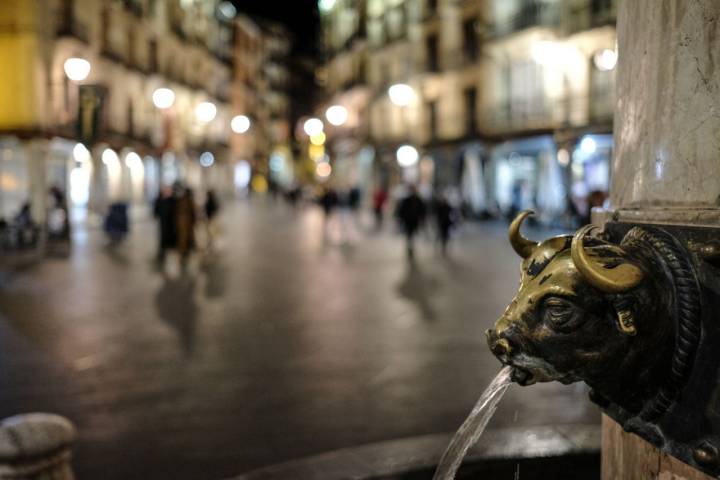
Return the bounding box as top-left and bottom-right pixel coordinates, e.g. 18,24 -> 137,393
485,328 -> 514,362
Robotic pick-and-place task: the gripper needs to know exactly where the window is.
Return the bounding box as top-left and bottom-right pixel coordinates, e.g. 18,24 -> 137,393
589,60 -> 615,121
426,34 -> 439,72
510,60 -> 544,122
149,39 -> 158,73
464,87 -> 477,134
463,19 -> 478,63
127,101 -> 134,137
428,100 -> 438,140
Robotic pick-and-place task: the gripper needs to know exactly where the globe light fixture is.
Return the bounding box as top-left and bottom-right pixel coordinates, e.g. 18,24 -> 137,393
303,117 -> 324,136
580,136 -> 597,155
231,115 -> 251,134
318,0 -> 336,12
557,148 -> 570,167
396,145 -> 419,168
325,105 -> 348,126
388,83 -> 416,107
310,132 -> 326,146
199,151 -> 215,167
316,162 -> 332,178
593,48 -> 618,71
195,101 -> 217,123
152,88 -> 175,109
63,57 -> 91,82
218,1 -> 236,19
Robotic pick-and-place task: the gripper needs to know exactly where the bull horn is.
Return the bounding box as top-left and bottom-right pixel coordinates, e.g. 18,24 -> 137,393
508,210 -> 538,258
571,225 -> 643,293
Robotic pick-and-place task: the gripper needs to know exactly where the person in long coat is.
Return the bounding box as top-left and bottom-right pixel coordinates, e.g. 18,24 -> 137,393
176,188 -> 196,265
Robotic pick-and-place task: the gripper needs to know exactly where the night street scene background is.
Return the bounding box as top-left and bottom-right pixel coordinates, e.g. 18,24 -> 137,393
0,0 -> 623,478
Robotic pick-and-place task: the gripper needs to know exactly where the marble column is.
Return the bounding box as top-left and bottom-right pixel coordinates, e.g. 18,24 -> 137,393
610,0 -> 720,226
603,1 -> 720,478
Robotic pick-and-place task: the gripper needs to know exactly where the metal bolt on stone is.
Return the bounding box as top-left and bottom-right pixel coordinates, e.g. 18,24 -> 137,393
0,413 -> 77,480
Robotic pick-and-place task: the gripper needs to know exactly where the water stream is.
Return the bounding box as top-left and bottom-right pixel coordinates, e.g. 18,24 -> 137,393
432,365 -> 514,480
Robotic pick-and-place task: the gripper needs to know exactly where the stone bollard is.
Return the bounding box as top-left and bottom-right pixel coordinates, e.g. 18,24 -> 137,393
0,413 -> 76,480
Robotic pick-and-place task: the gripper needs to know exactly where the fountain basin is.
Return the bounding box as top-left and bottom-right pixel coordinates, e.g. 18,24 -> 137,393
231,424 -> 600,480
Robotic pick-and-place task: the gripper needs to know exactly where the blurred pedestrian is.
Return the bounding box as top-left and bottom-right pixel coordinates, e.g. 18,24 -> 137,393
372,186 -> 388,230
153,186 -> 177,264
204,189 -> 220,251
47,186 -> 69,242
347,186 -> 362,211
103,202 -> 129,244
319,186 -> 339,219
285,183 -> 302,208
176,187 -> 197,267
396,185 -> 426,260
433,193 -> 455,256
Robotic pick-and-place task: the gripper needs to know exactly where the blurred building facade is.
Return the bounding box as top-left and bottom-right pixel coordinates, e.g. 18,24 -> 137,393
318,0 -> 618,224
0,0 -> 239,230
231,16 -> 294,193
0,0 -> 296,254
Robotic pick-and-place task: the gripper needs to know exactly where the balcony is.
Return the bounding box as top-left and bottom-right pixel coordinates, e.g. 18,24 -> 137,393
490,1 -> 560,39
482,92 -> 614,134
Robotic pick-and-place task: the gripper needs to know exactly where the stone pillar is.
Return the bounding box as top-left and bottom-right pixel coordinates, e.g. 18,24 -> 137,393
610,0 -> 720,223
0,413 -> 77,479
603,0 -> 720,478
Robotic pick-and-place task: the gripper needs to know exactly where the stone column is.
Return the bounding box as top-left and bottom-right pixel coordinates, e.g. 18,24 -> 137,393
603,0 -> 720,479
610,0 -> 720,224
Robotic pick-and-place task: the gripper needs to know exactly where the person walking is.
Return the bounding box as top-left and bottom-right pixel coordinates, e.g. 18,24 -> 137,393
433,193 -> 455,256
153,186 -> 177,264
176,187 -> 197,267
319,186 -> 339,219
204,189 -> 220,251
396,185 -> 426,260
372,186 -> 388,230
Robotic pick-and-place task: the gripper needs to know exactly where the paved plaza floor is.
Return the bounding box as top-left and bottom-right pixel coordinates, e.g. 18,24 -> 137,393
0,199 -> 599,479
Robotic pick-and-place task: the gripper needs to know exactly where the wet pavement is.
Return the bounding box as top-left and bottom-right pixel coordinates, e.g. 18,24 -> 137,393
0,199 -> 599,479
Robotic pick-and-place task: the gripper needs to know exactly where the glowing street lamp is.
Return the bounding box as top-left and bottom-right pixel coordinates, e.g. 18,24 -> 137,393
310,132 -> 326,146
152,88 -> 175,109
303,117 -> 324,136
388,83 -> 416,107
325,105 -> 348,126
63,57 -> 91,82
593,48 -> 618,71
195,101 -> 217,123
318,0 -> 336,12
396,145 -> 419,167
199,151 -> 215,167
316,162 -> 332,178
231,114 -> 251,134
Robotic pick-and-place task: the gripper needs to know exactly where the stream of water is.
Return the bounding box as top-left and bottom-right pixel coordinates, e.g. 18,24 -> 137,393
432,365 -> 514,480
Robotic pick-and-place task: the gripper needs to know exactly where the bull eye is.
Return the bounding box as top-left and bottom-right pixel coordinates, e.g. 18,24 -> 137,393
542,296 -> 579,331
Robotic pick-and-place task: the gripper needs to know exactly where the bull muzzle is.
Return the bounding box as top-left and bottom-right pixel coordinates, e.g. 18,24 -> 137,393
485,328 -> 536,386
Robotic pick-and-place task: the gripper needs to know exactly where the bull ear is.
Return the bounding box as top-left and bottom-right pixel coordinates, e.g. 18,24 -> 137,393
508,210 -> 538,258
571,225 -> 644,293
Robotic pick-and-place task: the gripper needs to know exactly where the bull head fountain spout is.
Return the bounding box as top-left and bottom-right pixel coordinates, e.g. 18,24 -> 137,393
486,212 -> 720,472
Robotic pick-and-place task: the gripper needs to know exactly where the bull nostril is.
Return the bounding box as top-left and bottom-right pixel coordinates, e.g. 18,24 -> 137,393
491,338 -> 512,357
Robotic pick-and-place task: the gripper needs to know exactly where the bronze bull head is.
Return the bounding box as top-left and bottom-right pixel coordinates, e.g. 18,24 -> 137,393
486,211 -> 701,422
